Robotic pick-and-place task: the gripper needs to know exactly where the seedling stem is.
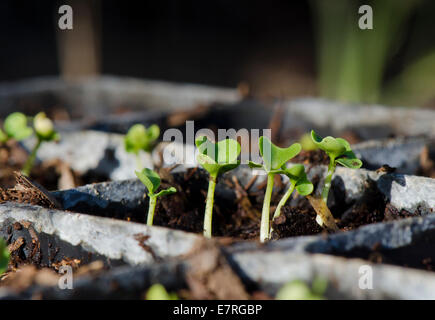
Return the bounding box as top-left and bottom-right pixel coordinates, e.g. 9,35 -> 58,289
22,139 -> 42,176
195,136 -> 240,239
22,112 -> 59,176
273,181 -> 295,221
135,168 -> 177,226
260,173 -> 275,242
147,196 -> 157,226
204,173 -> 217,238
321,157 -> 336,204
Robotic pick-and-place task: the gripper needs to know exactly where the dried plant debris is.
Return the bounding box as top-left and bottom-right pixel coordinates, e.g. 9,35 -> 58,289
0,265 -> 59,293
0,171 -> 61,209
5,221 -> 43,268
419,145 -> 435,178
134,233 -> 162,262
182,240 -> 249,300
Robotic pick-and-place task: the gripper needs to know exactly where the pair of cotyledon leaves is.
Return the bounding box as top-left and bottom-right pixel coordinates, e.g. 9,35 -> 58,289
195,135 -> 241,177
194,135 -> 312,196
33,112 -> 60,141
125,124 -> 160,154
0,112 -> 33,142
248,136 -> 313,196
310,130 -> 362,169
0,112 -> 59,143
135,132 -> 361,198
135,168 -> 177,198
0,239 -> 9,275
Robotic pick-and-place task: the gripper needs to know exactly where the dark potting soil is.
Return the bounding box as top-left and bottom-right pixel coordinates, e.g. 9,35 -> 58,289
290,149 -> 330,166
78,166 -> 421,241
2,164 -> 421,243
153,168 -> 262,239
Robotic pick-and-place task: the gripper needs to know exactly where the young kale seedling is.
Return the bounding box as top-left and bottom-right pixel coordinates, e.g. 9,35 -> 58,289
0,112 -> 33,144
22,112 -> 60,176
0,238 -> 9,276
248,136 -> 301,242
125,124 -> 160,170
196,136 -> 241,238
135,168 -> 177,226
310,130 -> 362,228
272,164 -> 313,226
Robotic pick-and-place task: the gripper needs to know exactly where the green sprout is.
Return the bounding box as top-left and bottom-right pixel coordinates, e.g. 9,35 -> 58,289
145,283 -> 179,300
271,164 -> 313,234
276,277 -> 327,300
0,112 -> 33,143
310,130 -> 362,228
22,112 -> 60,176
0,239 -> 10,276
196,136 -> 241,238
125,124 -> 160,170
135,168 -> 177,226
248,136 -> 301,243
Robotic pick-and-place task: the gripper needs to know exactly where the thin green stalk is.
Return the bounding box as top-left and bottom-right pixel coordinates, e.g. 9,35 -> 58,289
260,173 -> 275,243
147,195 -> 157,226
321,157 -> 336,204
136,153 -> 142,171
273,181 -> 295,221
22,139 -> 42,176
270,181 -> 295,236
203,173 -> 217,238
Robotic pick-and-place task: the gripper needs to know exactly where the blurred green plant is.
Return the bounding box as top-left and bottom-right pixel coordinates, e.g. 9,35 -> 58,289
135,168 -> 177,226
276,277 -> 327,300
145,283 -> 179,300
23,112 -> 60,176
311,0 -> 434,106
125,124 -> 160,170
0,112 -> 33,143
0,239 -> 10,276
383,51 -> 435,106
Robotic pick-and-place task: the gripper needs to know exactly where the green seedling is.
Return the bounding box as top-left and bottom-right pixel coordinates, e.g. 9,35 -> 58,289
0,239 -> 9,276
22,112 -> 60,176
135,168 -> 177,226
125,124 -> 160,170
0,112 -> 33,143
310,130 -> 362,229
271,164 -> 313,234
248,136 -> 301,242
145,283 -> 178,300
196,136 -> 241,238
276,277 -> 327,300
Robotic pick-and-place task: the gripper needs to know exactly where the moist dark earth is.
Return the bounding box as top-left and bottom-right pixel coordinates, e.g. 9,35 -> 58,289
79,163 -> 420,241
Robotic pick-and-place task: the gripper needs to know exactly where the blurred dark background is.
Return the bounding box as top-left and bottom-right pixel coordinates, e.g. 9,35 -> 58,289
1,0 -> 435,107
